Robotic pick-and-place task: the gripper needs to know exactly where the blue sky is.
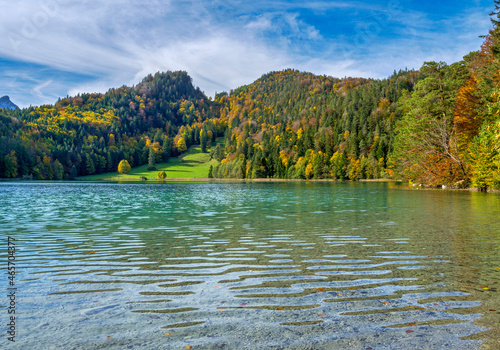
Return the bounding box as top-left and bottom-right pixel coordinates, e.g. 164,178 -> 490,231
0,0 -> 494,108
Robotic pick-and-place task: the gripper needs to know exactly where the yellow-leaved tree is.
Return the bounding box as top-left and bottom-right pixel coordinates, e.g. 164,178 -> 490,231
467,89 -> 500,190
176,137 -> 187,152
157,171 -> 167,180
118,160 -> 131,174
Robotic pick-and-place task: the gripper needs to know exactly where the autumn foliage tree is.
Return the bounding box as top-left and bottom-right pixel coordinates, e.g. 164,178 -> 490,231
118,160 -> 131,174
454,76 -> 483,145
176,137 -> 187,152
157,170 -> 167,179
391,62 -> 469,186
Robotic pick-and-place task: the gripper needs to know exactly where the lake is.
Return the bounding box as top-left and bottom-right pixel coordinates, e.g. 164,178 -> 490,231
0,182 -> 499,349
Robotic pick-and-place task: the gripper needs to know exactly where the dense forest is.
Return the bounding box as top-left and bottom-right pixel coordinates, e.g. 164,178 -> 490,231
0,71 -> 225,180
1,4 -> 500,190
210,69 -> 417,181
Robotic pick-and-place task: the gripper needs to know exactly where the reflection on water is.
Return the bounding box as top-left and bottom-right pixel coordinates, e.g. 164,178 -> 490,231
0,182 -> 499,349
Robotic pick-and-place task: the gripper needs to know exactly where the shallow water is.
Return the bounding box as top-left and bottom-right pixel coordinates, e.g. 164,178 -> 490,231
0,181 -> 499,349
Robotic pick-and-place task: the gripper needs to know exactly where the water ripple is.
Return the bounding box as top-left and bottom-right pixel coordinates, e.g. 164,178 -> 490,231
1,182 -> 498,349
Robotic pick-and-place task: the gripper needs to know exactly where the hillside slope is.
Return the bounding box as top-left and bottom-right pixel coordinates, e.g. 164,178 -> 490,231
0,71 -> 223,179
212,69 -> 419,179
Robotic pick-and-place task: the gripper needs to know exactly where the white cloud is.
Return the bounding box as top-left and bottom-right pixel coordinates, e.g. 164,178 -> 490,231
245,16 -> 273,31
135,34 -> 289,94
0,0 -> 494,108
284,13 -> 323,40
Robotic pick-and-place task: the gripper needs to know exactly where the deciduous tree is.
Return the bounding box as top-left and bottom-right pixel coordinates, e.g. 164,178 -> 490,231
157,170 -> 167,179
118,159 -> 131,174
392,62 -> 468,185
176,137 -> 187,152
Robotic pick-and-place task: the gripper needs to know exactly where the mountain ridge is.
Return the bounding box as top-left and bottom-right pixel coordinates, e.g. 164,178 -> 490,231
0,96 -> 19,110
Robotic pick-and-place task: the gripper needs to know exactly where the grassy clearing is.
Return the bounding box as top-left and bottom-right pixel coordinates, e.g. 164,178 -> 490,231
79,144 -> 218,181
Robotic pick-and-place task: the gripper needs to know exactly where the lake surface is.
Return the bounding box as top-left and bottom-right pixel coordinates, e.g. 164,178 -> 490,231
0,182 -> 499,349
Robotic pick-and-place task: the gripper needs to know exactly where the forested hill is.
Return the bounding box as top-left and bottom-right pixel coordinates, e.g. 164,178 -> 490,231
0,68 -> 420,181
210,69 -> 419,180
0,71 -> 226,180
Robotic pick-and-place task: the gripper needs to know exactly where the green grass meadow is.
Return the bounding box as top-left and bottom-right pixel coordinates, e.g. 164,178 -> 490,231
79,144 -> 217,181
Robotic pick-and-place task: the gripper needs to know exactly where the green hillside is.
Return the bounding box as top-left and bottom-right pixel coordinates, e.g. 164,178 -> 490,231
79,143 -> 217,181
0,71 -> 223,181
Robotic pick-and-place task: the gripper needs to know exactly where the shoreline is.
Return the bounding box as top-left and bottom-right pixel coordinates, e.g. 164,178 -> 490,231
2,177 -> 499,193
76,177 -> 500,192
75,177 -> 403,184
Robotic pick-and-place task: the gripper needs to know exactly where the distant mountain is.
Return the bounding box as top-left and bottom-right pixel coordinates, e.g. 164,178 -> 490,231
0,96 -> 19,110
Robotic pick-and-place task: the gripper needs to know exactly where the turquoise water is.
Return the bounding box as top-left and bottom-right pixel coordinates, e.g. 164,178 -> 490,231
0,182 -> 499,349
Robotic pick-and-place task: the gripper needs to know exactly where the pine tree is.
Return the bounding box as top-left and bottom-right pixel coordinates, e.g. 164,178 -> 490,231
468,120 -> 500,190
200,129 -> 208,153
148,146 -> 156,170
488,0 -> 500,57
3,151 -> 18,178
69,165 -> 78,180
490,0 -> 500,25
86,156 -> 95,175
53,160 -> 64,180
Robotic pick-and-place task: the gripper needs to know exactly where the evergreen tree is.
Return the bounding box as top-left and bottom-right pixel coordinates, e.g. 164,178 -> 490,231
69,165 -> 78,180
148,146 -> 156,170
468,120 -> 500,190
86,156 -> 95,175
200,129 -> 208,153
3,151 -> 18,178
53,160 -> 64,180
